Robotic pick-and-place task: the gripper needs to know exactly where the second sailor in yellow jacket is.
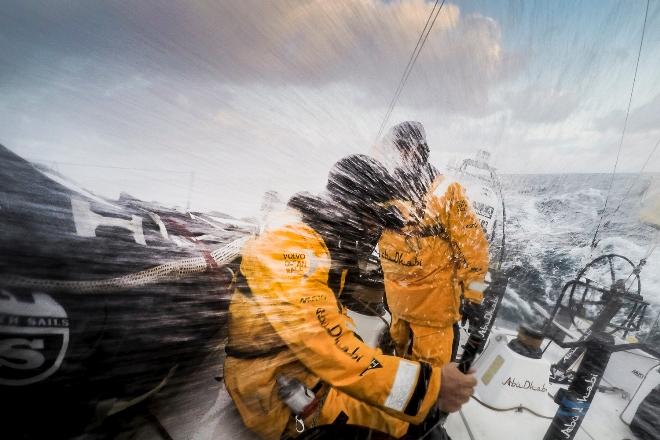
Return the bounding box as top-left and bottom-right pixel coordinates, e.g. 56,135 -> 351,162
379,121 -> 489,367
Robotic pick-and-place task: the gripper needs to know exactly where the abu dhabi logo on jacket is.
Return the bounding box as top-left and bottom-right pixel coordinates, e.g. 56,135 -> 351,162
315,307 -> 364,363
380,248 -> 422,267
0,290 -> 69,386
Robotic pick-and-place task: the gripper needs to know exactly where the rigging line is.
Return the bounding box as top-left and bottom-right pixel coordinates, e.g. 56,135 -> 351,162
602,134 -> 660,227
375,0 -> 441,141
470,394 -> 554,420
374,0 -> 446,143
591,0 -> 650,248
400,0 -> 445,101
374,0 -> 439,144
626,228 -> 660,290
375,0 -> 443,144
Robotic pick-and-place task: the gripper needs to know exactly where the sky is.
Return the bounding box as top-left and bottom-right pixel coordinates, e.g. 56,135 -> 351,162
1,0 -> 659,216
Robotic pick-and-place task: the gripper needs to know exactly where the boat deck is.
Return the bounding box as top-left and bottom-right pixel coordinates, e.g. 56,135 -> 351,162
121,325 -> 648,440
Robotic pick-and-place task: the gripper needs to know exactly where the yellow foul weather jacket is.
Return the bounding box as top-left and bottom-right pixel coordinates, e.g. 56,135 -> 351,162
224,211 -> 441,439
379,175 -> 489,329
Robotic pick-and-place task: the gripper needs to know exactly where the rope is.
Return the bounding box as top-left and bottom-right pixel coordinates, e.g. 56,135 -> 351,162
1,235 -> 249,293
458,409 -> 476,440
642,231 -> 660,261
591,0 -> 650,248
374,0 -> 446,143
470,394 -> 554,420
418,393 -> 554,440
621,229 -> 658,291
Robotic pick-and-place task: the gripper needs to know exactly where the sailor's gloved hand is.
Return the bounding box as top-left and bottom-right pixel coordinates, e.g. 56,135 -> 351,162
460,300 -> 483,328
436,363 -> 476,413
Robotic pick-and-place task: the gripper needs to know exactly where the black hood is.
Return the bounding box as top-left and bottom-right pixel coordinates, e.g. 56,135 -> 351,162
288,155 -> 405,253
325,154 -> 405,231
394,161 -> 439,205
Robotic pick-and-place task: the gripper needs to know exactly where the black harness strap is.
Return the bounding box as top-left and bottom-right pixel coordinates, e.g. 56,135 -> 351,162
234,267 -> 253,296
227,265 -> 289,359
224,344 -> 288,359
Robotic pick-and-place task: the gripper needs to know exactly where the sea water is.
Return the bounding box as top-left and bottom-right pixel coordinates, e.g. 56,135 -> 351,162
495,173 -> 660,348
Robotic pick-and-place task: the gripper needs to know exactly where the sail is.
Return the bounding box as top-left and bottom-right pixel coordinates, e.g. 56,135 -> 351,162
0,144 -> 244,438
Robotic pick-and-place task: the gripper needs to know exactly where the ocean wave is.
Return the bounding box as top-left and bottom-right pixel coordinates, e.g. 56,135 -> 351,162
497,174 -> 660,343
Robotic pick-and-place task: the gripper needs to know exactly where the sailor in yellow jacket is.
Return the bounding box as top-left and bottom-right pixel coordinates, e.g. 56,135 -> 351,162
224,155 -> 476,439
379,121 -> 489,368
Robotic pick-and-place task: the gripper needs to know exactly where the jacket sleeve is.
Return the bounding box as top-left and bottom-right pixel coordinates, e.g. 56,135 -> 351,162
242,226 -> 441,425
445,182 -> 490,304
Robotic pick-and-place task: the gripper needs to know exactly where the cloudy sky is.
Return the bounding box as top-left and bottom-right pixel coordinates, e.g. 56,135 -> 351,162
1,0 -> 659,216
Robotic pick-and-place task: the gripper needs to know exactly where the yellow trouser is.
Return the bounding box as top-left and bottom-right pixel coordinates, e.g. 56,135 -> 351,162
390,314 -> 454,367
